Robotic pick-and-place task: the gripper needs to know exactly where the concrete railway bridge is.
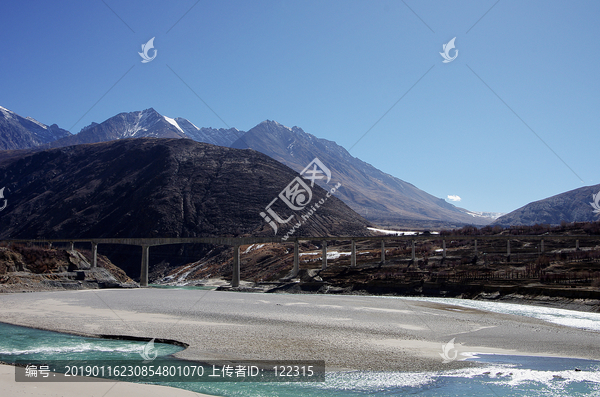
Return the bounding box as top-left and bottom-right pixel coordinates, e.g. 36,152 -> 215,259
2,235 -> 599,287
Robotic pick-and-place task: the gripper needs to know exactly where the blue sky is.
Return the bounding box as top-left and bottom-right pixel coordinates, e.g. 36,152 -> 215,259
1,0 -> 599,215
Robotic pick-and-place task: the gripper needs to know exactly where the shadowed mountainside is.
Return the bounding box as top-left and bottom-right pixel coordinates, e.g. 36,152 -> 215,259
0,138 -> 370,276
0,138 -> 370,238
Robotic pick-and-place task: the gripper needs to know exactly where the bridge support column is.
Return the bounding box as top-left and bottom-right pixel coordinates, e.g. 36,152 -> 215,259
69,241 -> 74,251
232,245 -> 240,288
541,239 -> 544,253
140,245 -> 149,287
91,242 -> 98,268
411,240 -> 416,261
507,240 -> 511,262
292,240 -> 299,278
442,240 -> 446,259
576,239 -> 580,251
380,240 -> 385,263
474,239 -> 477,256
322,241 -> 327,270
351,240 -> 356,267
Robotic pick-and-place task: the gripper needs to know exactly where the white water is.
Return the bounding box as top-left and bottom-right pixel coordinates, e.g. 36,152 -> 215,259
396,296 -> 600,332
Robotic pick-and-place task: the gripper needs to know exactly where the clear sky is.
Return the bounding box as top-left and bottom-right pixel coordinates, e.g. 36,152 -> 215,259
1,0 -> 599,215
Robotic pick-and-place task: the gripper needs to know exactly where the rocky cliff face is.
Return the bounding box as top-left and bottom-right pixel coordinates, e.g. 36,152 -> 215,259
0,245 -> 137,292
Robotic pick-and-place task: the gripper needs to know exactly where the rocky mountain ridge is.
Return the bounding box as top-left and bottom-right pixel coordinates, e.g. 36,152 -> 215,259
493,184 -> 600,226
0,105 -> 71,150
231,120 -> 493,227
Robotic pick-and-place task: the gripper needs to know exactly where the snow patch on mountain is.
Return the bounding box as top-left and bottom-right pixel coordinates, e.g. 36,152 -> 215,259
462,210 -> 505,220
25,116 -> 48,129
0,106 -> 14,119
163,116 -> 184,134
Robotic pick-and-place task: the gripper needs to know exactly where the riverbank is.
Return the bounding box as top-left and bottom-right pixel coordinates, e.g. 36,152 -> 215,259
1,289 -> 598,371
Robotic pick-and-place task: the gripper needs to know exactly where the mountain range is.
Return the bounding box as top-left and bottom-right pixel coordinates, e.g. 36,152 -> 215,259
46,108 -> 242,149
0,105 -> 497,228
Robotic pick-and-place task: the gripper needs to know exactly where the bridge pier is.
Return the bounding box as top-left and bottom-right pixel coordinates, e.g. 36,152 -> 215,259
381,240 -> 385,263
140,245 -> 149,287
322,241 -> 327,270
69,241 -> 74,251
232,245 -> 240,287
91,242 -> 98,268
292,240 -> 299,278
507,240 -> 511,262
351,240 -> 356,267
474,239 -> 477,256
541,239 -> 544,253
411,240 -> 416,261
576,239 -> 580,251
442,240 -> 446,259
